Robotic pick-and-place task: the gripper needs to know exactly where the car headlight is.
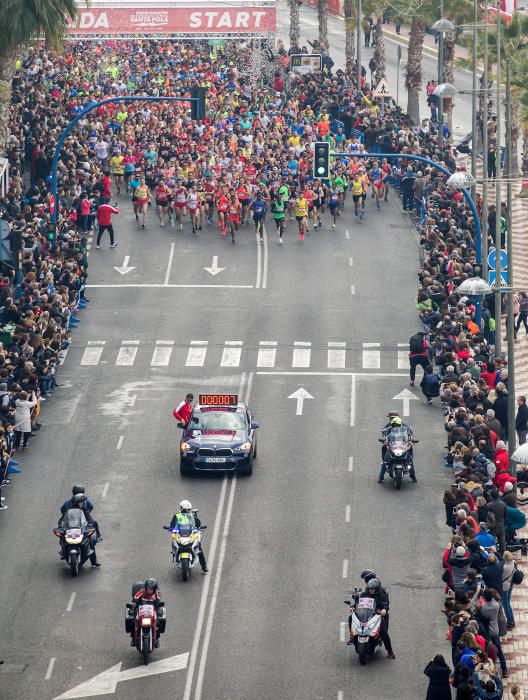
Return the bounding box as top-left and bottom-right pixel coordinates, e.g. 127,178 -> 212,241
181,442 -> 195,452
233,442 -> 252,453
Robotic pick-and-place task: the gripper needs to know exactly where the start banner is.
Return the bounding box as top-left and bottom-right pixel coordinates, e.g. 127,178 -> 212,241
68,6 -> 276,33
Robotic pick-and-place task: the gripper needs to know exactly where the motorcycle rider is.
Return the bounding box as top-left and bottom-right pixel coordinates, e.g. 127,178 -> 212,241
378,415 -> 417,483
60,485 -> 94,514
360,569 -> 391,630
58,493 -> 101,567
59,488 -> 102,542
169,499 -> 208,572
347,578 -> 395,658
128,578 -> 164,647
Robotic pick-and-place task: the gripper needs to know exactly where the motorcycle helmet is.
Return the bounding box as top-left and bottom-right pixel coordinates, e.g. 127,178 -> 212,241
366,578 -> 381,592
390,417 -> 403,427
387,411 -> 400,418
145,578 -> 158,593
360,569 -> 377,583
72,485 -> 85,496
72,493 -> 87,506
179,499 -> 192,513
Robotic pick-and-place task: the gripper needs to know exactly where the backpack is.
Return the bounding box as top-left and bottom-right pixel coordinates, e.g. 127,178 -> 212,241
409,333 -> 424,354
512,566 -> 524,585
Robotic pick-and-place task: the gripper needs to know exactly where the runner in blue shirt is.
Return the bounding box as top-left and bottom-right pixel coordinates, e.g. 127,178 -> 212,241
251,193 -> 267,244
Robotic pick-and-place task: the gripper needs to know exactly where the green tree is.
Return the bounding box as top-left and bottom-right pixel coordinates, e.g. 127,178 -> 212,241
343,0 -> 356,76
0,0 -> 77,152
390,0 -> 436,124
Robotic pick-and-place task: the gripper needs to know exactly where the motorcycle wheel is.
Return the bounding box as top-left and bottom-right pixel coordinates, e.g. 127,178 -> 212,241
394,470 -> 402,490
357,642 -> 367,666
69,553 -> 79,577
182,558 -> 190,582
142,632 -> 151,665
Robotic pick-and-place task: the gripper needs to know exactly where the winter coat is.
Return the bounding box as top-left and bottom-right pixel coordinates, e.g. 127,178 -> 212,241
481,560 -> 504,594
472,671 -> 503,699
502,560 -> 515,593
493,448 -> 509,475
424,661 -> 453,700
14,397 -> 37,433
479,599 -> 500,636
448,550 -> 471,591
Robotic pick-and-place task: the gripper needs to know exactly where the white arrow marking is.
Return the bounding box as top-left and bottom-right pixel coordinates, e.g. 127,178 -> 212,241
203,255 -> 225,276
113,256 -> 135,275
288,387 -> 314,415
53,652 -> 189,699
392,388 -> 419,416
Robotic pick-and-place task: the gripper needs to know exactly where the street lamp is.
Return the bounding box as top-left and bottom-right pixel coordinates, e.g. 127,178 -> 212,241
447,171 -> 477,189
433,82 -> 458,147
456,277 -> 492,329
431,18 -> 455,34
446,171 -> 481,267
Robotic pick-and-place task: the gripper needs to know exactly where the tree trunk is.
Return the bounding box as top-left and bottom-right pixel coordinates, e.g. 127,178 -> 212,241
373,15 -> 385,83
405,17 -> 426,125
343,0 -> 355,77
289,0 -> 301,47
443,30 -> 456,143
318,0 -> 328,49
0,50 -> 16,156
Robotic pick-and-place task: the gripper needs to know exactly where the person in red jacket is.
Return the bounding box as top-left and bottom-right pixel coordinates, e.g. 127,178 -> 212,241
493,440 -> 509,476
173,393 -> 194,427
96,197 -> 119,248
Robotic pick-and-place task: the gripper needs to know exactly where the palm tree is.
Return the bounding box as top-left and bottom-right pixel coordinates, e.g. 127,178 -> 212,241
390,0 -> 436,124
318,0 -> 329,49
363,0 -> 390,83
289,0 -> 301,47
0,0 -> 77,152
343,0 -> 356,76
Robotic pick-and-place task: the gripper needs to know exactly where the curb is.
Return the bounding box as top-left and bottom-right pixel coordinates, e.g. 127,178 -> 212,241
382,28 -> 439,59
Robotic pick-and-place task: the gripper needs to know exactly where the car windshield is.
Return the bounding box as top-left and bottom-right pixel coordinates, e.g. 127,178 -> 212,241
388,427 -> 410,443
190,409 -> 246,432
62,509 -> 87,529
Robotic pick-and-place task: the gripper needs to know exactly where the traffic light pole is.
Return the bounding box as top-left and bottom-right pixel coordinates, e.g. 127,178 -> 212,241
50,96 -> 201,226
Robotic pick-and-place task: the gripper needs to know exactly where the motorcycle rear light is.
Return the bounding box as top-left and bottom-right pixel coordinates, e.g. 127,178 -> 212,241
141,618 -> 152,627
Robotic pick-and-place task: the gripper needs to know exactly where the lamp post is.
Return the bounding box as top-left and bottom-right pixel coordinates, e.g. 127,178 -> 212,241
482,0 -> 489,282
456,274 -> 492,330
357,0 -> 362,94
471,0 -> 478,206
431,17 -> 455,141
433,82 -> 458,152
494,0 -> 502,357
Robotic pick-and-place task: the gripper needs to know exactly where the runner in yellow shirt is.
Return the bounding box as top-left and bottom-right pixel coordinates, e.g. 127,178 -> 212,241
351,173 -> 363,218
109,154 -> 125,195
294,194 -> 308,240
358,167 -> 369,220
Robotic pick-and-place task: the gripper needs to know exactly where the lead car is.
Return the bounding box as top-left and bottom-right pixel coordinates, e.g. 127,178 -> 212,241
179,394 -> 259,477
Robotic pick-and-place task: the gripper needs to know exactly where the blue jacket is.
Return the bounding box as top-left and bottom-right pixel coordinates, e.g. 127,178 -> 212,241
472,671 -> 503,699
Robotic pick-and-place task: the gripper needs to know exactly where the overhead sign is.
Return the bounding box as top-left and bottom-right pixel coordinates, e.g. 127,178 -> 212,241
69,5 -> 277,34
290,54 -> 323,74
372,79 -> 392,98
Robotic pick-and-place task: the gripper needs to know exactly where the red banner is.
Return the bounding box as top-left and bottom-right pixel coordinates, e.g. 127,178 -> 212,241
69,7 -> 276,33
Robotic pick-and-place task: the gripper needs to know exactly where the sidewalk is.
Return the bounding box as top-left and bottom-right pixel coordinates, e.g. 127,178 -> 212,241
381,21 -> 470,63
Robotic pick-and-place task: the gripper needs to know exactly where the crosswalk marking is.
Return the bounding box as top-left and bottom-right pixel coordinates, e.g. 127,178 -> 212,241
116,341 -> 140,366
292,341 -> 311,368
398,343 -> 408,370
362,342 -> 380,369
327,342 -> 346,369
221,341 -> 243,367
81,341 -> 105,366
257,341 -> 277,368
151,340 -> 174,367
186,340 -> 208,367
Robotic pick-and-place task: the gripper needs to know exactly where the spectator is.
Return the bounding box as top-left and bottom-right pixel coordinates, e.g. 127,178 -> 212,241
14,389 -> 37,451
515,395 -> 528,445
424,654 -> 452,700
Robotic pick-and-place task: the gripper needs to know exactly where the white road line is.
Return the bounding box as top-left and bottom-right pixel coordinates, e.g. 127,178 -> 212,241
362,342 -> 381,369
327,341 -> 346,369
345,505 -> 351,522
350,375 -> 357,427
339,622 -> 346,642
66,592 -> 76,612
186,341 -> 208,367
116,344 -> 138,366
345,229 -> 350,239
164,241 -> 175,286
257,371 -> 408,377
342,559 -> 349,579
257,341 -> 277,368
116,435 -> 124,450
262,225 -> 269,289
80,342 -> 105,366
349,256 -> 353,266
348,456 -> 354,472
221,341 -> 243,367
338,691 -> 344,700
101,482 -> 110,498
350,284 -> 355,295
152,340 -> 174,367
292,341 -> 311,368
398,343 -> 408,369
45,657 -> 56,680
88,283 -> 254,289
256,232 -> 262,289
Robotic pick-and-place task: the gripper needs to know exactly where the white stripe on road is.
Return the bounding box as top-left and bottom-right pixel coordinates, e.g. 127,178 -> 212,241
101,482 -> 110,498
116,435 -> 124,450
80,341 -> 105,366
345,229 -> 350,239
292,342 -> 311,368
88,283 -> 254,288
220,341 -> 243,368
327,342 -> 346,369
345,505 -> 351,522
257,341 -> 277,368
362,342 -> 381,369
342,559 -> 349,579
66,592 -> 76,612
186,341 -> 208,367
45,658 -> 56,680
349,256 -> 353,266
116,342 -> 139,366
339,622 -> 346,642
256,231 -> 262,289
350,375 -> 357,427
350,285 -> 355,295
164,241 -> 175,286
151,340 -> 174,367
262,225 -> 269,289
348,456 -> 354,472
398,343 -> 408,369
337,692 -> 344,700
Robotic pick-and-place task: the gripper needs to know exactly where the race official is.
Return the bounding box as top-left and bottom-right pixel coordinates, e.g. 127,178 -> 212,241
173,393 -> 194,427
96,197 -> 119,248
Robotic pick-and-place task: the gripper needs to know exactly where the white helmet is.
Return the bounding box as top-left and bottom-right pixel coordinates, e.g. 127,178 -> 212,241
179,499 -> 192,512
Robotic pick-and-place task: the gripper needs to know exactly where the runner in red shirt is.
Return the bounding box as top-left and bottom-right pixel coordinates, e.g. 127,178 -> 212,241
173,182 -> 188,230
303,185 -> 316,230
236,180 -> 250,225
227,194 -> 241,243
155,180 -> 171,227
204,179 -> 216,225
216,190 -> 229,236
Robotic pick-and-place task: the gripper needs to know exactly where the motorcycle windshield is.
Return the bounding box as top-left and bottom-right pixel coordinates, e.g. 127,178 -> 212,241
62,509 -> 87,529
176,524 -> 193,537
356,597 -> 376,623
388,427 -> 410,445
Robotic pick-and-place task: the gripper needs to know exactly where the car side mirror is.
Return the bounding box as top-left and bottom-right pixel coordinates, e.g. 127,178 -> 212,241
251,421 -> 259,429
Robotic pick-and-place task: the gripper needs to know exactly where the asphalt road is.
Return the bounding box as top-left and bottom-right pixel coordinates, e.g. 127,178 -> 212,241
0,187 -> 450,700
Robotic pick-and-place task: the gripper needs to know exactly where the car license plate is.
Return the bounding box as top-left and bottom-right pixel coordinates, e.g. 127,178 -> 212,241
205,457 -> 227,463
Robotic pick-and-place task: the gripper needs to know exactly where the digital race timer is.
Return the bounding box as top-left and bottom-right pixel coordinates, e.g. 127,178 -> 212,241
198,394 -> 238,406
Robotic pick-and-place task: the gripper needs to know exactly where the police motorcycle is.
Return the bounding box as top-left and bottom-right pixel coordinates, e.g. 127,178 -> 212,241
163,510 -> 207,582
379,426 -> 418,490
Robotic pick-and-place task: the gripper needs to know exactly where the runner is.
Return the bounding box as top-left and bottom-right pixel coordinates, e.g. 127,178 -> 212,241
216,189 -> 229,236
328,184 -> 341,229
135,178 -> 150,229
370,160 -> 384,210
227,193 -> 241,243
251,191 -> 267,244
351,172 -> 363,218
187,184 -> 201,233
358,166 -> 369,220
173,181 -> 188,230
109,151 -> 125,195
272,194 -> 286,244
294,192 -> 308,241
155,179 -> 171,227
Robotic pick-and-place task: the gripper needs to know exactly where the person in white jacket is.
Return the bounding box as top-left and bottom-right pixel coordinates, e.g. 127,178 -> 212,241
14,390 -> 37,450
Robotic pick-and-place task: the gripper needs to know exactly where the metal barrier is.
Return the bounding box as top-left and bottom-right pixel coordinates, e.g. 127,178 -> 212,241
0,158 -> 9,198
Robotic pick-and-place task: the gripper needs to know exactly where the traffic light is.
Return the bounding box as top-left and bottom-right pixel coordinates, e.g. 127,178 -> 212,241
190,86 -> 207,120
47,222 -> 57,241
313,141 -> 330,179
